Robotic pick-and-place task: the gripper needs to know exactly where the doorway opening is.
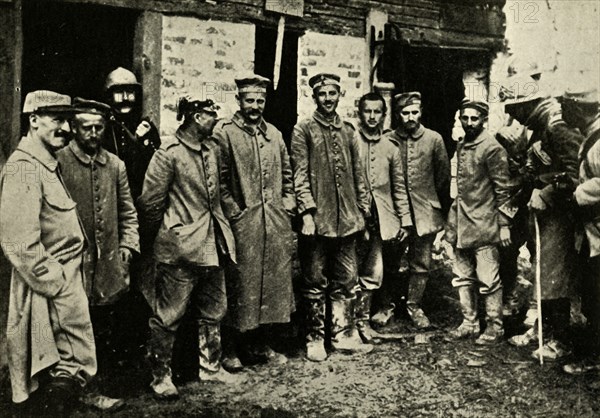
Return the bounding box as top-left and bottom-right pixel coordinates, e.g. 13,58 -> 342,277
254,25 -> 300,147
22,2 -> 138,104
382,44 -> 491,157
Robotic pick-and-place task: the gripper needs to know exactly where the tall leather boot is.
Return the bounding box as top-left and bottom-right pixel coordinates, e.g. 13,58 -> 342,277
305,297 -> 327,362
331,298 -> 373,354
447,286 -> 480,340
198,324 -> 245,384
406,273 -> 431,329
147,329 -> 179,399
355,289 -> 380,343
476,288 -> 504,346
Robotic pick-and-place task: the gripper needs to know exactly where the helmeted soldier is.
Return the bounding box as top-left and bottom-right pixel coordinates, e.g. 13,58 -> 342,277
504,81 -> 583,360
214,74 -> 295,370
291,72 -> 373,362
104,67 -> 160,200
560,86 -> 600,375
138,97 -> 242,399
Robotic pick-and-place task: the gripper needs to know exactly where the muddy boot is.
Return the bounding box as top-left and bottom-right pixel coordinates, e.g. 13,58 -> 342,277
355,289 -> 380,344
221,327 -> 243,372
371,303 -> 396,327
447,286 -> 480,340
305,298 -> 328,362
199,324 -> 245,384
147,329 -> 179,399
476,289 -> 504,346
407,273 -> 431,329
331,299 -> 373,354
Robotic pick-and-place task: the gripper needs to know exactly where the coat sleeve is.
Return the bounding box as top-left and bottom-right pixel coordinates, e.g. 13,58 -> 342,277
444,197 -> 458,246
0,161 -> 65,298
575,140 -> 600,206
278,137 -> 297,216
486,143 -> 512,227
390,147 -> 412,227
116,159 -> 140,253
290,123 -> 317,215
137,148 -> 173,231
433,134 -> 451,215
214,128 -> 243,219
350,131 -> 371,218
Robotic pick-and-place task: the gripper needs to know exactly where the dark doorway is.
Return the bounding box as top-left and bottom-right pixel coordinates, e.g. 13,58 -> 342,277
22,2 -> 138,103
382,44 -> 491,157
254,25 -> 300,146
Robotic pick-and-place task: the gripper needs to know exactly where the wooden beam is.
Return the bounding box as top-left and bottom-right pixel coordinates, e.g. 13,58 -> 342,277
133,11 -> 162,129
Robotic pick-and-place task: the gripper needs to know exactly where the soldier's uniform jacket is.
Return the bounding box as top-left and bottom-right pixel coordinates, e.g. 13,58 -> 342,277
138,127 -> 236,267
214,112 -> 295,331
356,125 -> 412,240
0,135 -> 86,402
384,124 -> 450,237
445,129 -> 512,249
57,140 -> 140,305
291,111 -> 371,238
574,118 -> 600,257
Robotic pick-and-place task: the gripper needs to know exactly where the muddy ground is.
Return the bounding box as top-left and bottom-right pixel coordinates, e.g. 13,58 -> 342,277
2,260 -> 600,418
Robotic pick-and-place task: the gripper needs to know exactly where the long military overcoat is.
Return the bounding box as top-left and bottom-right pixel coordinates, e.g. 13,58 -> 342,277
214,113 -> 296,331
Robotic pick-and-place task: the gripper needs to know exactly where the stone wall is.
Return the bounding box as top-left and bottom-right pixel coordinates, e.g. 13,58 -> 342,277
297,31 -> 368,122
160,16 -> 255,136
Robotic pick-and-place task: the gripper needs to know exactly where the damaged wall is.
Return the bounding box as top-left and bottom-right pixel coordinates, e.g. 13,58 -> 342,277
160,17 -> 255,136
297,32 -> 368,122
488,0 -> 600,133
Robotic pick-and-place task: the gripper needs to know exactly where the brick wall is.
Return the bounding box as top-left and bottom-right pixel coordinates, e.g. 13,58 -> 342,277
297,31 -> 368,123
160,16 -> 255,136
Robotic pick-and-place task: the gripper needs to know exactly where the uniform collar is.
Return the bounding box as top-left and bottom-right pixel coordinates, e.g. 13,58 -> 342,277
68,140 -> 108,165
394,124 -> 424,140
232,111 -> 270,139
17,133 -> 59,172
176,126 -> 214,152
312,110 -> 343,129
358,124 -> 383,142
461,129 -> 489,148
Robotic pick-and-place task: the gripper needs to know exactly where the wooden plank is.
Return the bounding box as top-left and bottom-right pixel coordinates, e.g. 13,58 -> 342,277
133,11 -> 162,128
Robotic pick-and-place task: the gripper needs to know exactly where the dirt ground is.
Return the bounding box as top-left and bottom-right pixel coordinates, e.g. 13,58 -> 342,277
2,260 -> 600,418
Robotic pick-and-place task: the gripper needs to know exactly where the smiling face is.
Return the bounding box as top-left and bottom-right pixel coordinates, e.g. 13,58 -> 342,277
313,85 -> 340,116
399,103 -> 422,132
30,112 -> 72,152
360,99 -> 385,131
237,91 -> 267,123
72,113 -> 106,155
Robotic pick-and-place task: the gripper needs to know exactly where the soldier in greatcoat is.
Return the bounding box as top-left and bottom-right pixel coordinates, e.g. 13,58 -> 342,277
214,74 -> 295,370
57,98 -> 139,410
0,91 -> 96,413
138,97 -> 242,399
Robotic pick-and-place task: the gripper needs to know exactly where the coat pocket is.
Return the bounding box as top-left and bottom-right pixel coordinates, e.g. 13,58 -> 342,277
43,194 -> 77,211
429,199 -> 442,210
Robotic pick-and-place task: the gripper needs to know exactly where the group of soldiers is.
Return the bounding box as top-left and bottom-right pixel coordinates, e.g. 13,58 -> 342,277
1,65 -> 599,415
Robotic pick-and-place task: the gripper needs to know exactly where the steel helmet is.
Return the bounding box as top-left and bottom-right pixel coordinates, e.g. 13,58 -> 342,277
104,67 -> 141,91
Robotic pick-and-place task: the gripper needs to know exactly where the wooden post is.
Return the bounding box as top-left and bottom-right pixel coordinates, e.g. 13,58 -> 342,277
0,0 -> 22,369
133,11 -> 162,131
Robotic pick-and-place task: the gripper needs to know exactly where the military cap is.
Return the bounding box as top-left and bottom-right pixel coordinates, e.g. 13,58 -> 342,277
394,91 -> 422,109
22,90 -> 73,114
460,98 -> 489,116
560,87 -> 599,106
72,97 -> 112,117
235,73 -> 270,93
176,96 -> 220,121
308,73 -> 341,90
